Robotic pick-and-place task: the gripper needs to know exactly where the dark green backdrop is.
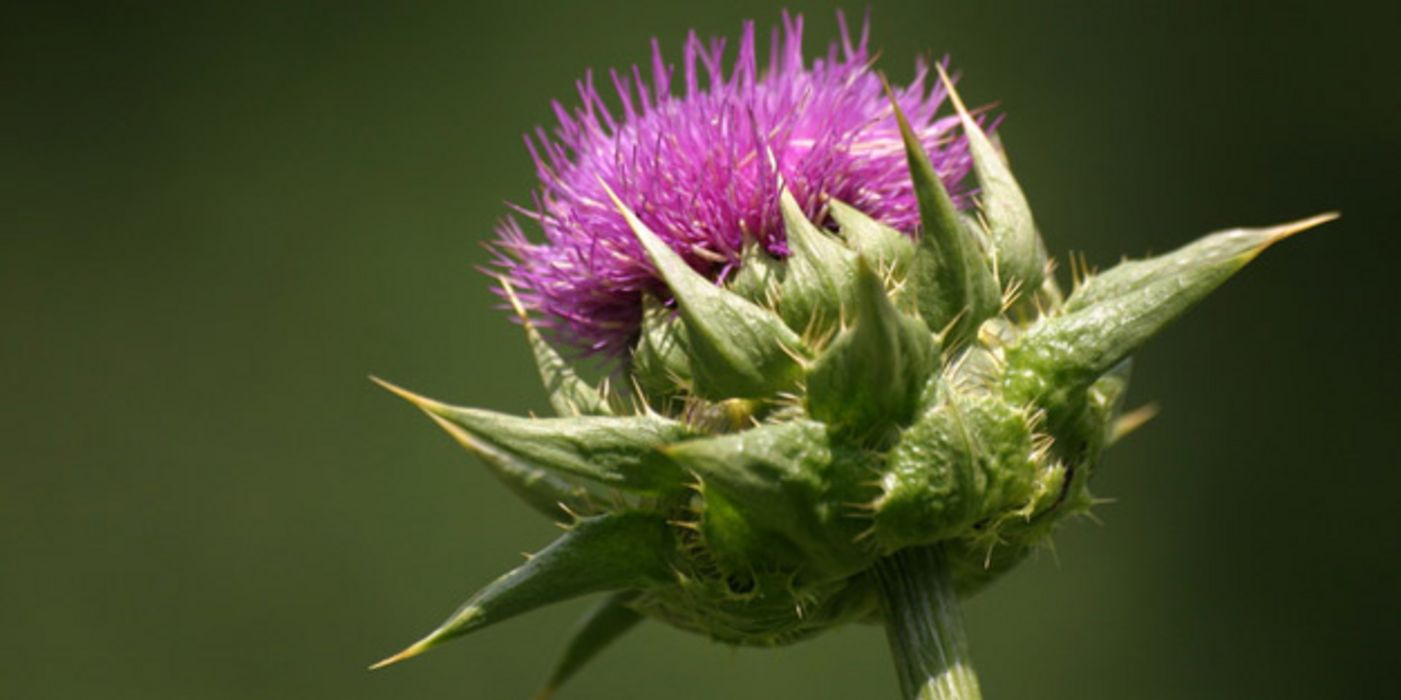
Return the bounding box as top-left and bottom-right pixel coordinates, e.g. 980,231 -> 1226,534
3,2 -> 1396,698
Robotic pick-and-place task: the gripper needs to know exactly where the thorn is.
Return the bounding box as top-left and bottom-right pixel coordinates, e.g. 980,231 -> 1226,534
596,175 -> 626,211
1000,278 -> 1024,313
1043,537 -> 1062,568
934,62 -> 970,121
775,337 -> 813,368
368,638 -> 433,671
372,378 -> 496,460
842,507 -> 876,521
557,501 -> 583,522
933,306 -> 970,348
627,376 -> 656,416
1259,212 -> 1340,247
1111,403 -> 1160,443
369,375 -> 449,415
878,72 -> 899,111
498,275 -> 533,325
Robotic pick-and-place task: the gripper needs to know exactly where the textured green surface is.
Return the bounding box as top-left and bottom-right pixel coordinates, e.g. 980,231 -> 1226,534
805,259 -> 934,439
892,85 -> 1001,347
371,108 -> 1320,690
373,512 -> 674,668
611,182 -> 808,399
3,2 -> 1397,699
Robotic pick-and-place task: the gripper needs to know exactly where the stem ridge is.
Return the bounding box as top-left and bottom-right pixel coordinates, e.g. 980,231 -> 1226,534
875,546 -> 983,700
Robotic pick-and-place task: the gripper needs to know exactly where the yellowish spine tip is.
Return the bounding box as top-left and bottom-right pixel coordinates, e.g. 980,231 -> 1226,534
877,73 -> 914,134
368,375 -> 450,415
934,62 -> 970,119
1111,403 -> 1161,443
368,637 -> 433,671
1233,212 -> 1340,265
596,176 -> 642,230
370,376 -> 488,454
498,275 -> 534,325
1261,212 -> 1340,245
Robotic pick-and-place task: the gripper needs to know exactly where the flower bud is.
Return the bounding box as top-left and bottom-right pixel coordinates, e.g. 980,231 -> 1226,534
372,13 -> 1334,697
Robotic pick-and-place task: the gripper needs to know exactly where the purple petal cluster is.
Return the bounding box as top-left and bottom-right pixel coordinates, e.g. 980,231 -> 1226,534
495,12 -> 979,356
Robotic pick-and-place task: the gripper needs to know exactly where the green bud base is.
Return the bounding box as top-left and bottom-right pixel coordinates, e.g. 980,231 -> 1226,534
369,69 -> 1335,697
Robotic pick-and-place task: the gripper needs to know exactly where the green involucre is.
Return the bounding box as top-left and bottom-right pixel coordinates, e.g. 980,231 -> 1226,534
372,118 -> 1333,695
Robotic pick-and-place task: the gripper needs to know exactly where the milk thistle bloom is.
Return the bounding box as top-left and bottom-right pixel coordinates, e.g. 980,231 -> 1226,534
370,11 -> 1334,699
493,12 -> 974,356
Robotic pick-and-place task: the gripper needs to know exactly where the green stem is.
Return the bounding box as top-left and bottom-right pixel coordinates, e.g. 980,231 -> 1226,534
874,546 -> 983,700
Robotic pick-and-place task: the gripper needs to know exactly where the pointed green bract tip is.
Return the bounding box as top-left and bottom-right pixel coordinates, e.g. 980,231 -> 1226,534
426,406 -> 693,493
1013,212 -> 1338,394
370,374 -> 447,413
1066,213 -> 1336,314
727,236 -> 786,305
883,73 -> 1000,347
1250,211 -> 1339,248
776,188 -> 857,337
599,177 -> 808,400
934,63 -> 1046,304
370,375 -> 593,517
806,257 -> 936,441
372,512 -> 673,669
829,198 -> 915,280
369,635 -> 439,670
499,277 -> 613,417
538,592 -> 643,697
1110,403 -> 1159,444
630,293 -> 692,405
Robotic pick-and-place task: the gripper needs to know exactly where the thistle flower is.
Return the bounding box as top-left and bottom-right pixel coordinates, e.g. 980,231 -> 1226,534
372,12 -> 1334,699
493,11 -> 975,356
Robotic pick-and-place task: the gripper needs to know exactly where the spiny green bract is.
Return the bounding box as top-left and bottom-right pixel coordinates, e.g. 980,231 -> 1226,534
370,77 -> 1334,697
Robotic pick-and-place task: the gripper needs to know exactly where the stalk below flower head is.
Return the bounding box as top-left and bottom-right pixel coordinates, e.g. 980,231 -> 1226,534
373,9 -> 1334,699
494,11 -> 977,356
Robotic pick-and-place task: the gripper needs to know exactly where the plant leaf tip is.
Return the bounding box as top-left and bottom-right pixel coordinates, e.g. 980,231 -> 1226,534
933,61 -> 967,116
368,638 -> 433,671
369,375 -> 449,416
1270,211 -> 1339,241
498,275 -> 532,321
1239,211 -> 1339,263
595,175 -> 628,216
878,73 -> 912,133
1111,403 -> 1160,443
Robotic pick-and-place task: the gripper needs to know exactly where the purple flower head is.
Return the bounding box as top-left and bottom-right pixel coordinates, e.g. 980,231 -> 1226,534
494,11 -> 981,356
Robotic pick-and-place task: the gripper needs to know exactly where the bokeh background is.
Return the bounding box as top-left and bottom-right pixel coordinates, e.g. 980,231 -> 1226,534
4,1 -> 1397,698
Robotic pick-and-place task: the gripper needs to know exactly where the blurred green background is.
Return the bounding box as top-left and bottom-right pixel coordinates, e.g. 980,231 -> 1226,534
3,1 -> 1397,698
